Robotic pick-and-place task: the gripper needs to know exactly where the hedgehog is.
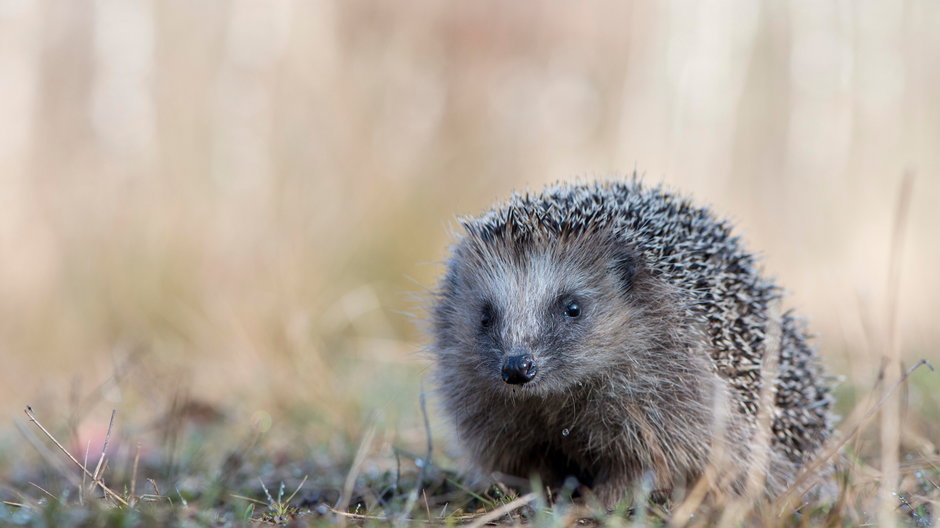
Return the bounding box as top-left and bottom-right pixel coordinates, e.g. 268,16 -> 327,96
428,179 -> 833,506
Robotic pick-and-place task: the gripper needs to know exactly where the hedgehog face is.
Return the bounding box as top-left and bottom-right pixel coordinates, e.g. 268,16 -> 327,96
434,232 -> 648,398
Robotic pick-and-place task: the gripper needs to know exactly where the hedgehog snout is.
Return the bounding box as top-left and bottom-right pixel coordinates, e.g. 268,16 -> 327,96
501,353 -> 537,385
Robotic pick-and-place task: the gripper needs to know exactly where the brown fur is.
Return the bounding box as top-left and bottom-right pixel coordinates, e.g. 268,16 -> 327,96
428,181 -> 832,506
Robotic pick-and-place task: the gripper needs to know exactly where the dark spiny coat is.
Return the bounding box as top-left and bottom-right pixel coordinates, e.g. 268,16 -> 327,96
429,180 -> 832,505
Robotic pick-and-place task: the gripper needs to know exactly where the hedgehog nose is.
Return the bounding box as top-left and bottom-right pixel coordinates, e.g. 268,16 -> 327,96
501,354 -> 537,385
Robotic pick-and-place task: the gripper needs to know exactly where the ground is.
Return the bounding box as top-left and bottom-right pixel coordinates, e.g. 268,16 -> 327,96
1,357 -> 936,528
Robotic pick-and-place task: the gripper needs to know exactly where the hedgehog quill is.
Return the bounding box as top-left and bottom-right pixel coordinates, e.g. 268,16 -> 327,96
429,180 -> 833,506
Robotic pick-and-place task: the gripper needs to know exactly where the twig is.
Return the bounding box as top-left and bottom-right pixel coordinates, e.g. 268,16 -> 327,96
330,508 -> 486,525
397,389 -> 435,524
335,422 -> 377,516
747,304 -> 782,498
28,482 -> 58,502
23,406 -> 128,506
464,492 -> 538,528
92,409 -> 117,482
148,478 -> 162,497
81,440 -> 90,506
422,489 -> 432,520
15,419 -> 82,491
671,382 -> 735,526
130,442 -> 141,506
714,306 -> 786,527
329,509 -> 392,522
879,172 -> 913,528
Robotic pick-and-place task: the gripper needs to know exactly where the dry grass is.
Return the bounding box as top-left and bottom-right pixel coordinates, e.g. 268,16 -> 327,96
1,1 -> 939,526
1,358 -> 937,527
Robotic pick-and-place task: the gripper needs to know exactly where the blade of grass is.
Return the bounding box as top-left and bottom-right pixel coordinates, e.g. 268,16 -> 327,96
879,172 -> 914,528
335,421 -> 377,519
91,409 -> 116,482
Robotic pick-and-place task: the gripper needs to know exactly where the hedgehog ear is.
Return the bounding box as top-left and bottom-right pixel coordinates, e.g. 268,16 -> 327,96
611,249 -> 640,292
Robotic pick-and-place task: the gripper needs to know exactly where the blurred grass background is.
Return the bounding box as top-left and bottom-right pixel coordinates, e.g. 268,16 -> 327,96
0,0 -> 938,476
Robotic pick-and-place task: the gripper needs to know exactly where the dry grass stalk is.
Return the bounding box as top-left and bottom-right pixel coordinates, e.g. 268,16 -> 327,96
80,440 -> 90,506
669,377 -> 735,527
23,406 -> 128,506
778,358 -> 931,514
91,409 -> 116,483
422,488 -> 431,521
879,173 -> 914,528
130,441 -> 141,507
335,421 -> 377,522
710,305 -> 785,527
464,492 -> 537,528
27,482 -> 57,502
396,389 -> 435,525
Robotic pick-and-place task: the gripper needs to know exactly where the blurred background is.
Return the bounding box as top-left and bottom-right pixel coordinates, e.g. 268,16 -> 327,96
0,0 -> 938,458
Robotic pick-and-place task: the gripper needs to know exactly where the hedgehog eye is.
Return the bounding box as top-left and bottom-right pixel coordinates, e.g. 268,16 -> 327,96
564,301 -> 582,318
480,305 -> 495,328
